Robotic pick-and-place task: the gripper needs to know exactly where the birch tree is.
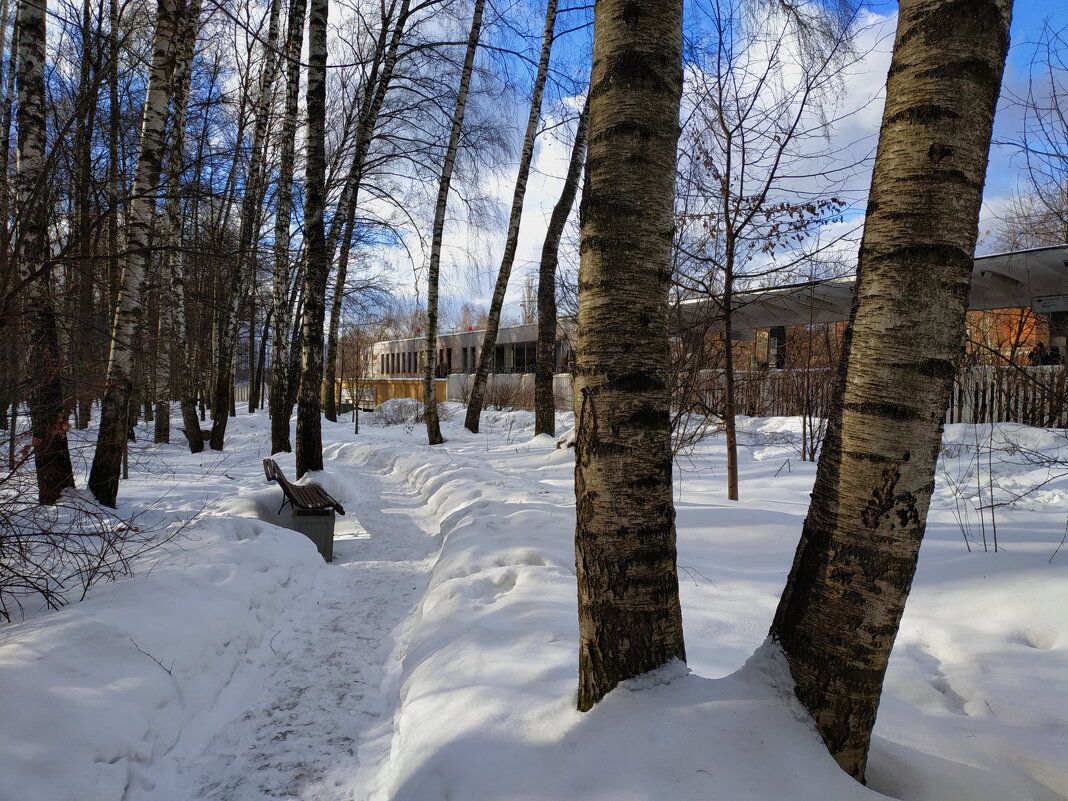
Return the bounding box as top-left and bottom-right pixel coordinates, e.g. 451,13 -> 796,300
17,0 -> 75,503
208,0 -> 282,450
293,0 -> 329,478
463,0 -> 558,434
269,0 -> 308,455
534,98 -> 587,437
769,0 -> 1012,781
422,0 -> 486,445
88,0 -> 200,507
159,0 -> 203,452
324,0 -> 413,422
574,0 -> 685,711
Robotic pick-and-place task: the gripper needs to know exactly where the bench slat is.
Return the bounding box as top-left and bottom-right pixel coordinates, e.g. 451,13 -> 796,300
263,458 -> 346,515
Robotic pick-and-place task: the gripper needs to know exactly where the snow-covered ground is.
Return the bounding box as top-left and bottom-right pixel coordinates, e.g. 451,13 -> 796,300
1,404 -> 1066,801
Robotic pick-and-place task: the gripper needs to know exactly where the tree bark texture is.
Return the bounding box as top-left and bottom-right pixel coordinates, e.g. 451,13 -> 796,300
209,0 -> 282,450
159,0 -> 203,452
574,0 -> 685,712
89,0 -> 194,506
769,0 -> 1012,781
463,0 -> 557,434
294,0 -> 328,478
534,97 -> 587,437
324,0 -> 410,422
269,0 -> 308,455
423,0 -> 485,446
17,0 -> 75,503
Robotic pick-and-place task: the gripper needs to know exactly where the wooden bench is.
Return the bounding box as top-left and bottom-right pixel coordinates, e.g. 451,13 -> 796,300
264,459 -> 345,562
263,458 -> 346,515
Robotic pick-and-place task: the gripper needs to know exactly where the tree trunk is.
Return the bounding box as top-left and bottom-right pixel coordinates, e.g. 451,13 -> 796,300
534,97 -> 587,437
721,237 -> 738,501
16,0 -> 75,504
89,0 -> 198,507
294,0 -> 328,478
463,0 -> 558,434
209,0 -> 282,450
269,0 -> 308,455
574,0 -> 685,711
159,0 -> 202,453
769,0 -> 1012,781
0,8 -> 18,435
72,0 -> 99,431
422,0 -> 485,445
323,0 -> 411,423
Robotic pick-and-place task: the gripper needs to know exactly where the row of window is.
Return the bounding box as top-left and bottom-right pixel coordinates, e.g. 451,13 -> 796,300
379,346 -> 477,377
378,341 -> 575,377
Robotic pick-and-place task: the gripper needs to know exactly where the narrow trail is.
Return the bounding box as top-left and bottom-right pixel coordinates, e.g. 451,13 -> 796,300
178,454 -> 439,801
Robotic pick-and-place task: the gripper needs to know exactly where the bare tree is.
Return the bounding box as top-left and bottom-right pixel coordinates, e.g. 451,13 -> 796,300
422,0 -> 486,445
269,0 -> 309,455
463,0 -> 559,434
90,0 -> 202,507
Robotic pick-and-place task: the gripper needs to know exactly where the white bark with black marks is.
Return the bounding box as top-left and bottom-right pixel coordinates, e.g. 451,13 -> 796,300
463,0 -> 558,434
574,0 -> 686,712
769,0 -> 1013,781
423,0 -> 486,445
294,0 -> 329,478
89,0 -> 199,506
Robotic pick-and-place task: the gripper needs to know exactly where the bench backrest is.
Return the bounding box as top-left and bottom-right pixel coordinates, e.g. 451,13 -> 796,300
264,458 -> 286,485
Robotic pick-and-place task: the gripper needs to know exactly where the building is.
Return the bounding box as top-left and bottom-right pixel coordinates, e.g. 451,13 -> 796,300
370,321 -> 575,379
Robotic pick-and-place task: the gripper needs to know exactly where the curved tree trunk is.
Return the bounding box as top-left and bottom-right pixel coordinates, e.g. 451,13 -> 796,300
574,0 -> 685,712
324,0 -> 411,422
463,0 -> 558,434
17,0 -> 75,503
534,98 -> 587,437
90,0 -> 196,507
208,0 -> 282,450
422,0 -> 486,445
769,0 -> 1012,781
293,0 -> 328,478
268,0 -> 308,455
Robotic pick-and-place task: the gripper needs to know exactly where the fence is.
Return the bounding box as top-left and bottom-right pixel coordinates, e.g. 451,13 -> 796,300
692,366 -> 1067,426
244,366 -> 1066,427
445,373 -> 574,410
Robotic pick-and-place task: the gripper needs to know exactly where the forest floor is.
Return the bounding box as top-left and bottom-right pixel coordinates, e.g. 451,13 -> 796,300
1,402 -> 1067,801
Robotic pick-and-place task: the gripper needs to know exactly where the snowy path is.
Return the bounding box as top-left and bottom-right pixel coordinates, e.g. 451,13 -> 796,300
177,453 -> 440,801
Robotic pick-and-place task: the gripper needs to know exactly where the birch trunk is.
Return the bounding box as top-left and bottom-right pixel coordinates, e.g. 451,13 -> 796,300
323,0 -> 410,422
423,0 -> 485,445
268,0 -> 308,455
17,0 -> 75,503
89,0 -> 196,507
463,0 -> 557,434
769,0 -> 1012,781
293,0 -> 328,478
72,0 -> 98,431
208,0 -> 282,450
534,98 -> 587,437
158,0 -> 202,452
574,0 -> 685,711
0,2 -> 15,435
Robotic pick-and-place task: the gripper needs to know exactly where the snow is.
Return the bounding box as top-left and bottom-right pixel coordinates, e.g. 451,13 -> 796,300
1,405 -> 1066,800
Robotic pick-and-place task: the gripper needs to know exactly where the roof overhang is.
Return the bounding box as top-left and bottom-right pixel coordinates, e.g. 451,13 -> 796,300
677,244 -> 1068,331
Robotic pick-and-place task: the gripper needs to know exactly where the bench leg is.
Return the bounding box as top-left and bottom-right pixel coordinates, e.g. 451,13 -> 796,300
291,509 -> 335,562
